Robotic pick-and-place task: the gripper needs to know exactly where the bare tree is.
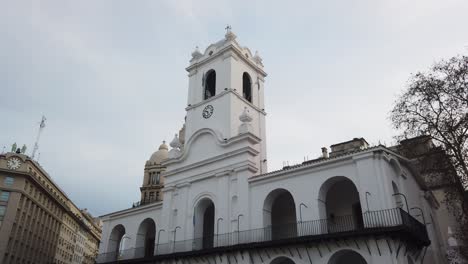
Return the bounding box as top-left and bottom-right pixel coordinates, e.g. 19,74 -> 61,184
390,55 -> 468,259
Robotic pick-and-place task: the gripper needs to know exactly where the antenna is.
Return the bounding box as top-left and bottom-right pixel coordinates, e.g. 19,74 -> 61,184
31,116 -> 46,160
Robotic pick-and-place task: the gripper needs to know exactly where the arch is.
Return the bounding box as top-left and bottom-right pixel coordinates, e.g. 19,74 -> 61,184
242,72 -> 252,102
318,176 -> 363,233
389,158 -> 403,176
135,218 -> 156,258
194,198 -> 215,249
107,224 -> 126,260
328,250 -> 367,264
204,70 -> 216,100
263,189 -> 297,240
270,256 -> 296,264
392,181 -> 404,209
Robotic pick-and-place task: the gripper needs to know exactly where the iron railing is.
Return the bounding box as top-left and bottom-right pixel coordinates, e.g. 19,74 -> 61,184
96,208 -> 428,263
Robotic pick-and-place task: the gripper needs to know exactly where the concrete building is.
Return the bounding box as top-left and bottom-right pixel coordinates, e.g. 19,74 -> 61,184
97,29 -> 461,264
0,149 -> 102,264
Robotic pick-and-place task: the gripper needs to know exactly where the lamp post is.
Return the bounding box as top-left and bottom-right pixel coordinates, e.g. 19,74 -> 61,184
172,226 -> 181,252
299,203 -> 308,223
365,192 -> 371,212
156,229 -> 165,254
237,214 -> 243,243
410,207 -> 427,227
392,193 -> 409,212
216,218 -> 223,246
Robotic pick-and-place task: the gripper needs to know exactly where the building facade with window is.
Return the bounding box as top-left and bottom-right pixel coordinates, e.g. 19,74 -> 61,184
97,30 -> 457,264
0,151 -> 102,264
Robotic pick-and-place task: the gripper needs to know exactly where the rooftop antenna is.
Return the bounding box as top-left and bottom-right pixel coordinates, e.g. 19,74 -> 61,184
31,116 -> 46,160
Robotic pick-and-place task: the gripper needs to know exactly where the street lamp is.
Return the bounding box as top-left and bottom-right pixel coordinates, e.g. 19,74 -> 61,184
156,229 -> 165,254
410,207 -> 427,227
216,218 -> 223,246
299,203 -> 308,223
365,192 -> 371,212
392,193 -> 409,212
173,226 -> 181,252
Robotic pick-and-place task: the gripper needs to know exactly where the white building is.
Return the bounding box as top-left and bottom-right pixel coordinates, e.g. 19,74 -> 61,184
97,29 -> 450,264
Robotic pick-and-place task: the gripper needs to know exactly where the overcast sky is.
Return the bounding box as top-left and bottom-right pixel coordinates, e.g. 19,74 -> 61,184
1,0 -> 467,216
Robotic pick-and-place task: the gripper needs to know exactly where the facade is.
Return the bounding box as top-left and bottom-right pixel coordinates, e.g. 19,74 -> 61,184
0,150 -> 102,264
97,29 -> 457,264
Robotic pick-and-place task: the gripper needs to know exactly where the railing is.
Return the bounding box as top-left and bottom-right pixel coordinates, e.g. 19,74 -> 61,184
97,208 -> 428,263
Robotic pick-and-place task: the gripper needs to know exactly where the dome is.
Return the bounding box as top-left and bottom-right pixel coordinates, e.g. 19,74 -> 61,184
148,141 -> 168,164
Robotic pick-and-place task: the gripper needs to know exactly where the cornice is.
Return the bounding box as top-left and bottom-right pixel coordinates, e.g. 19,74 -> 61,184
186,43 -> 267,77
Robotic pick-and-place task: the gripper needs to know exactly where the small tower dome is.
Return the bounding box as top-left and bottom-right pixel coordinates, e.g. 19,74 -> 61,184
148,141 -> 169,164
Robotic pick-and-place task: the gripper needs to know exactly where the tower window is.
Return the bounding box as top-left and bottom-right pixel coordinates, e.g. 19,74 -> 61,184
243,72 -> 252,103
156,172 -> 161,184
204,70 -> 216,100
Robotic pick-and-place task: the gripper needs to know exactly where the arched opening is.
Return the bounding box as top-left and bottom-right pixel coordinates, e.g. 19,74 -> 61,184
204,70 -> 216,100
270,256 -> 296,264
392,181 -> 403,209
263,189 -> 297,240
107,224 -> 125,260
194,198 -> 215,249
328,250 -> 367,264
319,177 -> 363,233
242,72 -> 252,102
135,218 -> 156,258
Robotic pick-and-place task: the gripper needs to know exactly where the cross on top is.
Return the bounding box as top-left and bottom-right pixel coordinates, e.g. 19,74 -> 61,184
225,25 -> 232,33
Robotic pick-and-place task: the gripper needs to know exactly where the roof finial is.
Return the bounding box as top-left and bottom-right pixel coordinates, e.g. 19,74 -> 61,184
225,25 -> 236,41
191,46 -> 202,60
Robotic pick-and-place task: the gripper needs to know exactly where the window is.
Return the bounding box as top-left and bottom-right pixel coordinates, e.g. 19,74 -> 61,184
156,172 -> 161,184
149,192 -> 154,202
242,72 -> 252,102
0,205 -> 6,222
203,70 -> 216,100
4,177 -> 14,186
1,191 -> 10,202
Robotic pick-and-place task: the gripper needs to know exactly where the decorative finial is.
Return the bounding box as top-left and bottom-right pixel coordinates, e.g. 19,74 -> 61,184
170,133 -> 182,149
191,46 -> 202,60
225,25 -> 237,41
11,142 -> 17,152
21,144 -> 27,154
253,50 -> 263,65
238,107 -> 253,134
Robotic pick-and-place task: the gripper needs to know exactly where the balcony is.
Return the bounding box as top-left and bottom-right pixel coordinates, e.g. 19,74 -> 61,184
97,208 -> 430,263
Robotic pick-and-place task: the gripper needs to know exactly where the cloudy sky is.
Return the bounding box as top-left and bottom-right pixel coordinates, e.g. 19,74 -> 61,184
1,0 -> 467,216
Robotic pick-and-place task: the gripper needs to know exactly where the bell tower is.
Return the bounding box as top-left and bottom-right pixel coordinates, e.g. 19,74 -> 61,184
169,27 -> 268,174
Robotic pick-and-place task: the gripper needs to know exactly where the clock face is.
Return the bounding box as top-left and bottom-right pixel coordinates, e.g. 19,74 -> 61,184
7,157 -> 22,170
202,105 -> 214,119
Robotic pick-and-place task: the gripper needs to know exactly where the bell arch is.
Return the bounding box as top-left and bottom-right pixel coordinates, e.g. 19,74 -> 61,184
107,224 -> 126,260
270,256 -> 296,264
193,198 -> 215,249
135,218 -> 156,258
263,188 -> 297,240
328,250 -> 367,264
318,176 -> 363,232
242,72 -> 252,102
204,70 -> 216,100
